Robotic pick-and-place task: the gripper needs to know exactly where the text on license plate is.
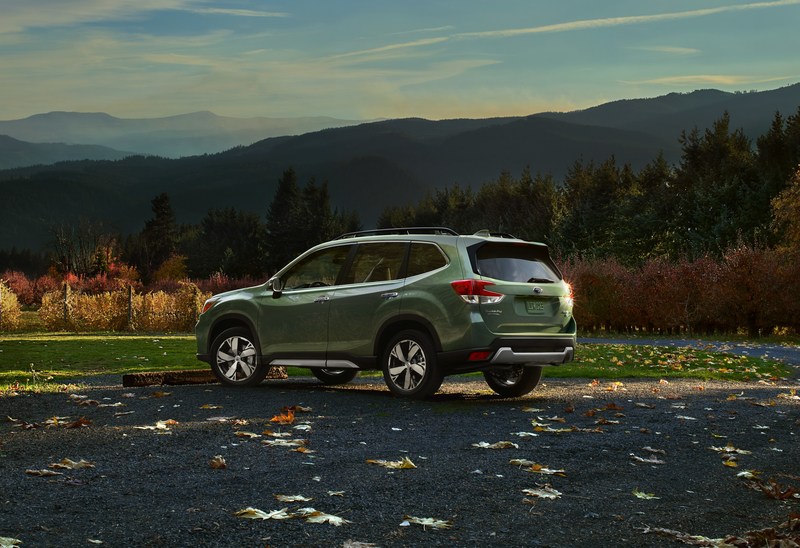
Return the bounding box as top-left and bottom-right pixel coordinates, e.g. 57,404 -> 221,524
525,300 -> 546,314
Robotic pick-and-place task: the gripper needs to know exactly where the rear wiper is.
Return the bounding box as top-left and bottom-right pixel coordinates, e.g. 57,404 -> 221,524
527,277 -> 554,284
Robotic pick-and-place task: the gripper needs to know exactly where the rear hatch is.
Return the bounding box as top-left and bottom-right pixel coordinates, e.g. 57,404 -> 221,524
468,241 -> 572,335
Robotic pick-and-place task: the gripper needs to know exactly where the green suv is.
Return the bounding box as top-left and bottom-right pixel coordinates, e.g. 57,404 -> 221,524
195,228 -> 575,399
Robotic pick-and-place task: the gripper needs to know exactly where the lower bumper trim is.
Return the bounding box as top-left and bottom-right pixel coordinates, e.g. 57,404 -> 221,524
490,346 -> 574,365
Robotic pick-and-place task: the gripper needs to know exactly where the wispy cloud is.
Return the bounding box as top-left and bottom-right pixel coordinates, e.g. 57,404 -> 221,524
635,46 -> 700,56
331,37 -> 450,60
185,8 -> 289,18
624,74 -> 796,86
454,0 -> 800,39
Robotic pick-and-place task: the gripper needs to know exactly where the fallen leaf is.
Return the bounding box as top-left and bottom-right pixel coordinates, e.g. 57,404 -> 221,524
366,457 -> 417,469
510,458 -> 538,468
403,515 -> 453,530
630,454 -> 666,465
49,458 -> 95,470
632,488 -> 660,500
234,507 -> 292,520
275,494 -> 312,502
234,431 -> 261,439
304,511 -> 351,526
0,537 -> 23,548
511,431 -> 539,437
270,409 -> 295,425
25,469 -> 63,477
151,391 -> 171,398
328,491 -> 345,497
471,441 -> 519,449
209,455 -> 227,469
526,464 -> 567,477
261,439 -> 306,448
200,404 -> 222,409
522,486 -> 562,500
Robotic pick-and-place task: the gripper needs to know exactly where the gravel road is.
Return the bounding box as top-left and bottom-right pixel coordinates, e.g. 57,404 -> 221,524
2,371 -> 799,547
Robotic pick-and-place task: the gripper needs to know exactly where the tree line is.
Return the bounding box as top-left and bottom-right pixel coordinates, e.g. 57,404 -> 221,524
380,110 -> 800,263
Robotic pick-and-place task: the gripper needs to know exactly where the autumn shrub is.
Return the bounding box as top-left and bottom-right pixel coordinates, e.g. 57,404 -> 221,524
194,272 -> 263,295
0,279 -> 22,330
561,256 -> 629,332
2,270 -> 36,306
38,282 -> 210,332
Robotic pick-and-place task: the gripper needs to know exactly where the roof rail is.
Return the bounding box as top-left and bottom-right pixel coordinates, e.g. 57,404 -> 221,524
336,227 -> 459,239
473,229 -> 519,239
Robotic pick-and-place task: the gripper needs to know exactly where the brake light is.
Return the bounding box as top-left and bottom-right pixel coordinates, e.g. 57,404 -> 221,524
564,281 -> 574,307
450,279 -> 505,304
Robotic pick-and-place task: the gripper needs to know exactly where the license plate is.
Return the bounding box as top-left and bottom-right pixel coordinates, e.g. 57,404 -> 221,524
525,300 -> 546,314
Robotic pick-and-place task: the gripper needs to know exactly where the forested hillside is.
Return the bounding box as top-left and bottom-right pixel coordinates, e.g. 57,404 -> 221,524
2,84 -> 799,253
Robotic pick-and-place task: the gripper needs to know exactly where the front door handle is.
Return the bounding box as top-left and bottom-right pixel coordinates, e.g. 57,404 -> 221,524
314,295 -> 330,303
381,292 -> 399,300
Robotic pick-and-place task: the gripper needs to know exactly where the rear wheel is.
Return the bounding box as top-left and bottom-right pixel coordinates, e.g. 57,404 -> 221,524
382,330 -> 443,399
210,327 -> 268,386
311,368 -> 358,385
483,365 -> 542,397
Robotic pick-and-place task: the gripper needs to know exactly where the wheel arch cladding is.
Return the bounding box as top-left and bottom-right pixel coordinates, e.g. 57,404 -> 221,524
375,315 -> 442,357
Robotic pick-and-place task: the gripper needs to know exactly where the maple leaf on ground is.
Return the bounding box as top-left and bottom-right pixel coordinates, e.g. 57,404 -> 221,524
49,458 -> 95,470
25,469 -> 63,477
234,431 -> 261,439
270,409 -> 296,425
150,391 -> 171,398
261,438 -> 306,448
522,486 -> 562,500
402,515 -> 453,530
209,455 -> 227,469
366,457 -> 417,469
234,507 -> 292,520
342,541 -> 378,548
44,416 -> 70,427
471,441 -> 519,449
284,405 -> 312,413
515,462 -> 567,476
632,488 -> 660,500
275,494 -> 312,503
66,417 -> 92,429
743,478 -> 799,500
304,511 -> 351,526
0,537 -> 23,548
630,453 -> 666,465
641,526 -> 724,546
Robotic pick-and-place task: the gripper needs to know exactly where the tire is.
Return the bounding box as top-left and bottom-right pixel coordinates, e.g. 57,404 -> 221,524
209,327 -> 268,386
382,330 -> 443,399
311,368 -> 359,385
483,365 -> 542,397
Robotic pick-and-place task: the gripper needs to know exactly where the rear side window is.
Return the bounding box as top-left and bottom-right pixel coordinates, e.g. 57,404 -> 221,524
473,242 -> 561,283
407,242 -> 448,277
345,242 -> 407,284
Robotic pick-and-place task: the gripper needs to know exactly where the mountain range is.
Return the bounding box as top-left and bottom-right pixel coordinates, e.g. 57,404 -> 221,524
1,83 -> 799,252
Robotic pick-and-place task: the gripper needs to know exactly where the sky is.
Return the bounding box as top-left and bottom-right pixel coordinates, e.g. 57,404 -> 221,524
1,0 -> 799,121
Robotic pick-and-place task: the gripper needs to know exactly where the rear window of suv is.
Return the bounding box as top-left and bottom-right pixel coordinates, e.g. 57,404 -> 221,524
472,242 -> 561,283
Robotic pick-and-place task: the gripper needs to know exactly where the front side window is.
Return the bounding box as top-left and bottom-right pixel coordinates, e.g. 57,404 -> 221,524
282,245 -> 351,289
473,243 -> 561,283
344,242 -> 407,284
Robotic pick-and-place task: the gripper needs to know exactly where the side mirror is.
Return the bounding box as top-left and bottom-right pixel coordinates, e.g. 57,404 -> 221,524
271,277 -> 283,299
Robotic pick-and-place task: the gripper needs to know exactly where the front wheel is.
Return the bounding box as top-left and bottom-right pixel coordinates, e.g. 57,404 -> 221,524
382,330 -> 443,399
210,327 -> 268,386
483,365 -> 542,397
311,368 -> 359,385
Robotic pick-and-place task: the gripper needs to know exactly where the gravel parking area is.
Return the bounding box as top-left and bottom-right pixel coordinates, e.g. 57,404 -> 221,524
2,373 -> 799,547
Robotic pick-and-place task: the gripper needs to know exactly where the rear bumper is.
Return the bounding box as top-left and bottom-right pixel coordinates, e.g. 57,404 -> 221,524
439,335 -> 576,373
490,345 -> 574,365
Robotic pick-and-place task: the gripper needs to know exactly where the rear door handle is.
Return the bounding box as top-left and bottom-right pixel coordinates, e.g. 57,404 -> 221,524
381,292 -> 399,300
314,295 -> 330,303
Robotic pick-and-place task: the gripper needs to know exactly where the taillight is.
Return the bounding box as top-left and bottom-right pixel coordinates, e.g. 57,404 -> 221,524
564,282 -> 574,307
200,299 -> 216,315
450,279 -> 505,304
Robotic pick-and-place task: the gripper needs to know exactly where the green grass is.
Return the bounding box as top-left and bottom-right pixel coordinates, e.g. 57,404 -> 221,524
0,333 -> 791,393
